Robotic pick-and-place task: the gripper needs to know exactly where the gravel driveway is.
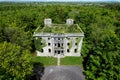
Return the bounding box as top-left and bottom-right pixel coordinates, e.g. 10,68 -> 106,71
41,66 -> 85,80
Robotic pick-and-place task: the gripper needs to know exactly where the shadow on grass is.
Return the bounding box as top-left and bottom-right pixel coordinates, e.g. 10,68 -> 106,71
30,62 -> 45,80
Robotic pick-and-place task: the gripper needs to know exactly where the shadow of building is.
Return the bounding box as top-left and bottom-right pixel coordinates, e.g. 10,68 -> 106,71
30,62 -> 45,80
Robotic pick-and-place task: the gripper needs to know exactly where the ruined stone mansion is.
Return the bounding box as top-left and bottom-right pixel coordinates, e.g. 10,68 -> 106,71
33,18 -> 84,57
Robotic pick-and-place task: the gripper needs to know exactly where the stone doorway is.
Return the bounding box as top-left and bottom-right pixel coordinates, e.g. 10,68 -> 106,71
54,37 -> 64,56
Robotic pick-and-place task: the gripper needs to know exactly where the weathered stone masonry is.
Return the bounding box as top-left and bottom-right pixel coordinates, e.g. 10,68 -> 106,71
34,19 -> 84,57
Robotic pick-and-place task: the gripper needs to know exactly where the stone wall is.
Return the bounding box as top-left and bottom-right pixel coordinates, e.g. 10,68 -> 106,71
36,35 -> 83,57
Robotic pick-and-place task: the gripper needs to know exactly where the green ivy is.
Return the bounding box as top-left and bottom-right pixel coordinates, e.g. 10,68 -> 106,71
69,39 -> 73,50
34,37 -> 46,52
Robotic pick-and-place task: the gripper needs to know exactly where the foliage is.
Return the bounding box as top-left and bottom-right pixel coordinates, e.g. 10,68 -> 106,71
0,42 -> 33,80
81,8 -> 120,79
76,37 -> 81,50
32,56 -> 82,66
61,57 -> 83,65
34,37 -> 46,51
32,56 -> 57,66
69,39 -> 73,50
3,27 -> 32,50
40,24 -> 82,33
0,2 -> 120,80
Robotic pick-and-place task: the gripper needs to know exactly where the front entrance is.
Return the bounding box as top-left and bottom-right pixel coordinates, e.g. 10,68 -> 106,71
54,37 -> 64,56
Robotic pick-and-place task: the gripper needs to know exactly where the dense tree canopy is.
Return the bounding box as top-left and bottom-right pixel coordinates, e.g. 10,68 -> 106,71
3,27 -> 32,50
0,2 -> 120,80
0,42 -> 33,80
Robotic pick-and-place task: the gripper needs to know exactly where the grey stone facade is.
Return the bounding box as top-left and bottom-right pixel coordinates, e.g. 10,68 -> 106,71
34,19 -> 84,57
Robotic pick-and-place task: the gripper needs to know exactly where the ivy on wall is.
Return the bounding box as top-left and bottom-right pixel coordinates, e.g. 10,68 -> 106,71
34,37 -> 46,52
76,37 -> 81,52
68,38 -> 73,50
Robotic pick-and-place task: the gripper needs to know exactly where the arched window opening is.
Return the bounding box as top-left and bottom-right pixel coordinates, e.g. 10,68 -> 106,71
74,49 -> 77,53
55,50 -> 57,53
48,43 -> 50,46
48,37 -> 50,40
58,43 -> 60,47
67,49 -> 69,53
48,49 -> 51,53
41,49 -> 44,53
75,43 -> 77,45
58,50 -> 60,54
41,43 -> 43,45
61,50 -> 63,53
67,43 -> 70,46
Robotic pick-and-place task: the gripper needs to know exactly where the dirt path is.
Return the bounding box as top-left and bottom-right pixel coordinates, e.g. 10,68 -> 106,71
41,66 -> 85,80
57,55 -> 60,66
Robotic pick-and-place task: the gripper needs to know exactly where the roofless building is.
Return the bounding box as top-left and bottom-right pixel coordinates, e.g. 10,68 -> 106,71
34,18 -> 84,57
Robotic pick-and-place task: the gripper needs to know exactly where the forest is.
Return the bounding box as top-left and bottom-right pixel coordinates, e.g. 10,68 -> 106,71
0,2 -> 120,80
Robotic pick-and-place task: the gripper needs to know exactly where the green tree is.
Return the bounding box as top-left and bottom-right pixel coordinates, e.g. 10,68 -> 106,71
0,42 -> 33,80
4,27 -> 32,50
83,19 -> 120,80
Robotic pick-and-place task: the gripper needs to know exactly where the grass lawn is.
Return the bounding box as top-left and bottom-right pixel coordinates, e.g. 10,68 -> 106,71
32,56 -> 57,66
61,57 -> 83,66
32,56 -> 83,66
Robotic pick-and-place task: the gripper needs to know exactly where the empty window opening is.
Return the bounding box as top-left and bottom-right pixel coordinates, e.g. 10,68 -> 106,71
58,43 -> 60,47
58,38 -> 60,40
61,43 -> 63,46
75,43 -> 77,45
41,49 -> 43,53
41,43 -> 43,45
74,49 -> 77,53
67,43 -> 70,46
61,50 -> 63,53
67,49 -> 69,52
48,43 -> 51,46
58,50 -> 60,54
55,44 -> 56,46
48,37 -> 50,40
48,49 -> 51,53
55,50 -> 57,53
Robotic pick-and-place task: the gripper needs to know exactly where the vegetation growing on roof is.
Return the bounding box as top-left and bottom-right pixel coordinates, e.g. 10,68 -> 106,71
40,24 -> 82,33
0,2 -> 120,80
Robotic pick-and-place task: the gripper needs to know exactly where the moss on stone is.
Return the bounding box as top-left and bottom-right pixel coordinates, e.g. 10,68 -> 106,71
39,24 -> 82,33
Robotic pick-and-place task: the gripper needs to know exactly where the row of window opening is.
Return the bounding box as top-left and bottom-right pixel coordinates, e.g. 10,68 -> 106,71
67,49 -> 77,53
39,37 -> 79,40
41,42 -> 78,46
41,49 -> 77,53
41,49 -> 51,53
67,43 -> 78,46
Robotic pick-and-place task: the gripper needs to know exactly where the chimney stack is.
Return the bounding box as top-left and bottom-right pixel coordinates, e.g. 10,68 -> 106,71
44,18 -> 52,27
66,19 -> 74,25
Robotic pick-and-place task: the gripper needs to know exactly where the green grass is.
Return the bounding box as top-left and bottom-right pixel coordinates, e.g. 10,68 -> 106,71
61,57 -> 83,66
32,56 -> 57,66
32,56 -> 82,66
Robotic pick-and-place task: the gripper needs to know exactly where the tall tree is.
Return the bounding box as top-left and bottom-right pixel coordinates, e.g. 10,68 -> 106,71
3,27 -> 32,50
0,42 -> 33,80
